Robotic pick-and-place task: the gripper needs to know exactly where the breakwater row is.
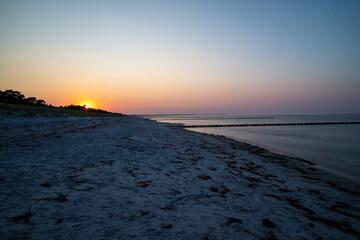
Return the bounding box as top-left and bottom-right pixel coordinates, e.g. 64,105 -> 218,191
182,121 -> 360,128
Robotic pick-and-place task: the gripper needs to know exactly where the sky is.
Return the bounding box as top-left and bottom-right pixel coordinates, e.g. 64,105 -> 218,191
0,0 -> 359,114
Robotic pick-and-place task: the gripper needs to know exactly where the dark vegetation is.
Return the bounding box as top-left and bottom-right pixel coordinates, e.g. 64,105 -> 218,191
0,89 -> 46,106
0,89 -> 119,115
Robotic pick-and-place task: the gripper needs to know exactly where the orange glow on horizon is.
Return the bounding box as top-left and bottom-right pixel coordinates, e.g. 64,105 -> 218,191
78,100 -> 96,109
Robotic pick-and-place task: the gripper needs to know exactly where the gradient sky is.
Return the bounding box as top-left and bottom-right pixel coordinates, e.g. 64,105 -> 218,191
1,0 -> 359,114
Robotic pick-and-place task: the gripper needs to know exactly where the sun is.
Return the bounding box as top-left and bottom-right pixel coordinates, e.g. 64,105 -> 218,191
80,102 -> 94,109
79,100 -> 96,109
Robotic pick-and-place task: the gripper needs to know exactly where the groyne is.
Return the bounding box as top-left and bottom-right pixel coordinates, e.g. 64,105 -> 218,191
182,121 -> 360,128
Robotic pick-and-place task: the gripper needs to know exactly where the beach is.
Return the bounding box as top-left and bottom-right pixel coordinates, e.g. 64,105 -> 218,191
151,114 -> 360,184
0,115 -> 359,239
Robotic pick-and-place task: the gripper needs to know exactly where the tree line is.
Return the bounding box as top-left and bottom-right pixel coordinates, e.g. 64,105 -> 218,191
0,89 -> 113,114
58,104 -> 111,114
0,89 -> 46,106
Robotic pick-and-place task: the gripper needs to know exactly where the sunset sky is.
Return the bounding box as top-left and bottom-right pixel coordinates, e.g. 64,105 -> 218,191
1,0 -> 359,114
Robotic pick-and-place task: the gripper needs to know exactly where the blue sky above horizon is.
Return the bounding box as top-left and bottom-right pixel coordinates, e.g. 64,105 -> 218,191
0,0 -> 359,114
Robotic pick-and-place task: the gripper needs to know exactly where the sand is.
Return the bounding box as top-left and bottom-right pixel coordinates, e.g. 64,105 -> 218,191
0,115 -> 359,239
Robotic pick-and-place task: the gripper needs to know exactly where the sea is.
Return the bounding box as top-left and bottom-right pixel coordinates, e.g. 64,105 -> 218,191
146,114 -> 360,184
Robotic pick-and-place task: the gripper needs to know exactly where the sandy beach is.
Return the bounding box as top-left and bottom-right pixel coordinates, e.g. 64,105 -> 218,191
0,115 -> 359,239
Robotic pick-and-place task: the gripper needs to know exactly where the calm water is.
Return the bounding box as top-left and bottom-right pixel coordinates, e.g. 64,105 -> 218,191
147,114 -> 360,183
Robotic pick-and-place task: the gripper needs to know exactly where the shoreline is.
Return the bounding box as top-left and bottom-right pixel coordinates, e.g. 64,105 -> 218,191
165,119 -> 360,185
195,129 -> 360,185
1,115 -> 360,239
173,122 -> 359,191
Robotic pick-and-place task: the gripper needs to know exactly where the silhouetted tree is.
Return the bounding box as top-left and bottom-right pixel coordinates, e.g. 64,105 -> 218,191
35,100 -> 46,106
26,97 -> 37,105
0,89 -> 25,104
0,89 -> 46,106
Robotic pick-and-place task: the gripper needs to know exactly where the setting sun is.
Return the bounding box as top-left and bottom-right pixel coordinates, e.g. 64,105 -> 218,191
79,100 -> 95,109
